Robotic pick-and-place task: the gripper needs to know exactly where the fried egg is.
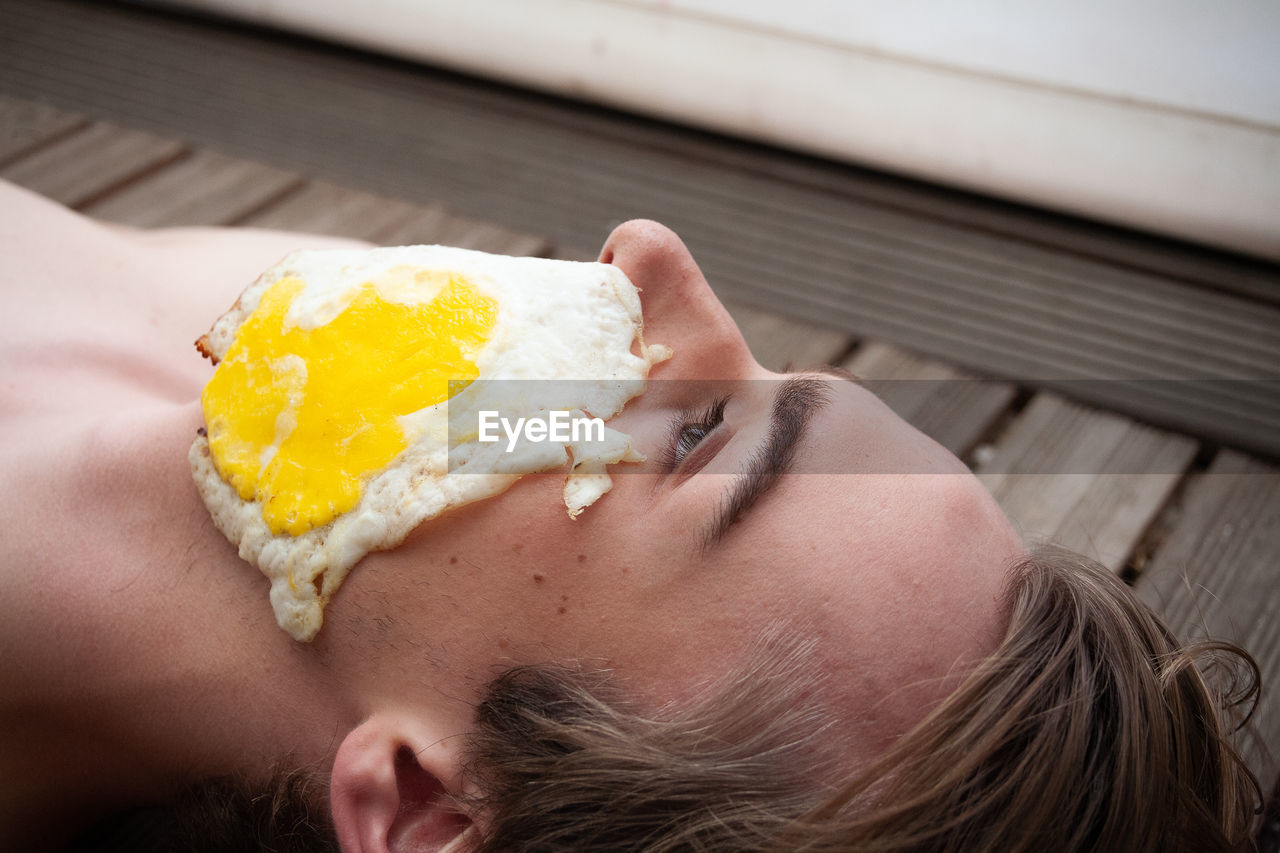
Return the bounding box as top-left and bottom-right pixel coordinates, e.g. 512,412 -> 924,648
190,245 -> 669,641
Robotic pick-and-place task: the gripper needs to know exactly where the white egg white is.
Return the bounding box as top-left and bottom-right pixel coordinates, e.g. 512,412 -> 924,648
191,245 -> 669,641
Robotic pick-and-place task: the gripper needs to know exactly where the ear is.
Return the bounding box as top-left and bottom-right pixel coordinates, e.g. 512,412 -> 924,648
329,713 -> 477,853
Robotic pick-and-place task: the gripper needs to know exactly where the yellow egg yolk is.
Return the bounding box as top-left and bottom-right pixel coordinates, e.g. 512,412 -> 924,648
202,271 -> 497,536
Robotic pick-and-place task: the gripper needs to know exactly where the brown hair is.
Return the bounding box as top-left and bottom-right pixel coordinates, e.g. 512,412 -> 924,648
461,545 -> 1264,852
78,546 -> 1262,850
461,631 -> 841,851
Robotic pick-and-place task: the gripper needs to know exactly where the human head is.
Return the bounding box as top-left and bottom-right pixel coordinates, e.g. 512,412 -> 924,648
117,549 -> 1261,852
93,221 -> 1261,850
317,219 -> 1026,844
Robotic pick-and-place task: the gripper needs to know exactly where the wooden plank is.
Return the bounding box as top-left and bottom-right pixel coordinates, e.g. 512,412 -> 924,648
0,94 -> 87,167
618,112 -> 1280,306
723,300 -> 853,372
374,206 -> 551,257
0,120 -> 185,208
976,393 -> 1198,572
1135,450 -> 1280,788
844,340 -> 1017,458
548,244 -> 600,264
238,179 -> 419,241
519,246 -> 856,372
81,148 -> 302,227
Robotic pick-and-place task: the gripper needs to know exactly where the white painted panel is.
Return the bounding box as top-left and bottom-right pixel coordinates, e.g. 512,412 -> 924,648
167,0 -> 1280,260
659,0 -> 1280,126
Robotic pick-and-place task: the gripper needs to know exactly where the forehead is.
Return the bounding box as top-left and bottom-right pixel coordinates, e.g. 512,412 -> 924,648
605,379 -> 1020,694
727,378 -> 1017,611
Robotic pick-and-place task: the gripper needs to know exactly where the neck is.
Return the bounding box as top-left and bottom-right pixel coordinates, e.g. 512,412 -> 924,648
0,399 -> 357,849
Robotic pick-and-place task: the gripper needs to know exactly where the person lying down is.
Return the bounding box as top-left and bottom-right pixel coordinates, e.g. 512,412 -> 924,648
0,178 -> 1263,852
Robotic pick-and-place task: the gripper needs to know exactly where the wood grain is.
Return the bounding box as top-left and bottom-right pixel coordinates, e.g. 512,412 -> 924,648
3,0 -> 1277,453
375,205 -> 552,257
1135,450 -> 1280,787
844,340 -> 1017,458
976,393 -> 1197,571
238,179 -> 419,241
0,94 -> 86,167
724,300 -> 853,372
81,148 -> 302,226
1,120 -> 184,207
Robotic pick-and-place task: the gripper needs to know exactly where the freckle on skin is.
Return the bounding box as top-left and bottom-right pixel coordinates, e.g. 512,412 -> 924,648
497,638 -> 509,650
533,573 -> 545,583
557,606 -> 567,615
577,554 -> 587,563
449,556 -> 458,565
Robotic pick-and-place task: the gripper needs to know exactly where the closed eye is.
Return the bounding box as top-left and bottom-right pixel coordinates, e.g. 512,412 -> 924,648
658,396 -> 729,472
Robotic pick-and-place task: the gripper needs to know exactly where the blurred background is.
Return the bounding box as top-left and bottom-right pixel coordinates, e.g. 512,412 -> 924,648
3,0 -> 1279,448
4,0 -> 1280,463
138,0 -> 1280,260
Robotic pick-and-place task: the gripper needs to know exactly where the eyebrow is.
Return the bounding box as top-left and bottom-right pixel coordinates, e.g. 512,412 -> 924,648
702,375 -> 834,551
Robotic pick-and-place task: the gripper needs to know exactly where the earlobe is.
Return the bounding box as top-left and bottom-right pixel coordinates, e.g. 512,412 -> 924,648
329,714 -> 475,853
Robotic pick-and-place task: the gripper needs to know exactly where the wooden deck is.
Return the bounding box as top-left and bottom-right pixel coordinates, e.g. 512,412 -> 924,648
2,0 -> 1278,841
5,0 -> 1280,457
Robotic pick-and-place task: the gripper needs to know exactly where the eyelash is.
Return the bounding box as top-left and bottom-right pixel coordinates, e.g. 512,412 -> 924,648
660,396 -> 729,470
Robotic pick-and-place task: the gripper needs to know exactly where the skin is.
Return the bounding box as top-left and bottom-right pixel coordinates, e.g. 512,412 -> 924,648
0,179 -> 1024,851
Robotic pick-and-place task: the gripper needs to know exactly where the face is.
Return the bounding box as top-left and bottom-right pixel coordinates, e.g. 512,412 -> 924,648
327,220 -> 1026,763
